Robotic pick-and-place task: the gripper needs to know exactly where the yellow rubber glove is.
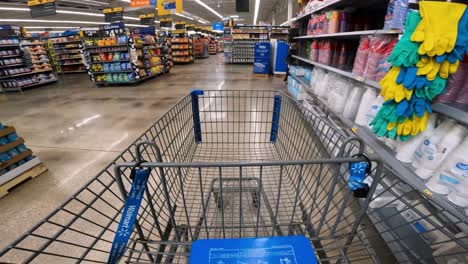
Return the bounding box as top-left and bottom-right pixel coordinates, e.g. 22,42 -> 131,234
380,67 -> 414,102
402,118 -> 413,136
411,1 -> 467,56
417,57 -> 460,80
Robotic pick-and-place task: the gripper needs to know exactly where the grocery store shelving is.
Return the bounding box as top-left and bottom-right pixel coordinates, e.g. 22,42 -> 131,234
294,29 -> 402,40
290,72 -> 468,224
292,54 -> 468,126
292,55 -> 380,88
431,103 -> 468,126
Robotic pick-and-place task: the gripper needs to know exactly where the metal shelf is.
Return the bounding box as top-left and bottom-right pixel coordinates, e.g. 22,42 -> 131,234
292,75 -> 468,224
92,70 -> 133,74
0,69 -> 53,80
294,29 -> 402,40
0,63 -> 24,69
0,44 -> 20,48
0,54 -> 22,59
431,103 -> 468,126
293,0 -> 343,21
292,55 -> 381,89
90,59 -> 130,64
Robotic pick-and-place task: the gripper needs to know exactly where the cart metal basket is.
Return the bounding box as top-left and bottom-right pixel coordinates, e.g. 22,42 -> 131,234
2,90 -> 465,264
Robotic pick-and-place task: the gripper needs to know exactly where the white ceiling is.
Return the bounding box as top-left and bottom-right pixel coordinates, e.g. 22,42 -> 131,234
0,0 -> 286,30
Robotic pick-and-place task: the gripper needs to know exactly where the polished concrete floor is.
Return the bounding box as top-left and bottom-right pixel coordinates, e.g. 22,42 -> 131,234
0,54 -> 285,250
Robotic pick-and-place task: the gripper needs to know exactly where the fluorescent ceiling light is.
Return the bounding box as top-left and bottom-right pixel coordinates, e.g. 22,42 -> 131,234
0,6 -> 140,21
198,19 -> 207,24
25,26 -> 79,29
253,0 -> 260,25
0,19 -> 106,25
194,0 -> 222,19
60,0 -> 109,6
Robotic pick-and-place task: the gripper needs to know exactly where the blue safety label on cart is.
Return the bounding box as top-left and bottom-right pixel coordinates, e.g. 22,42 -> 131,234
189,236 -> 317,264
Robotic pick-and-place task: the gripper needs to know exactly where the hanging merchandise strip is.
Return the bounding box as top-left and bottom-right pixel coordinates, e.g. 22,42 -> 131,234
370,3 -> 468,141
107,168 -> 151,264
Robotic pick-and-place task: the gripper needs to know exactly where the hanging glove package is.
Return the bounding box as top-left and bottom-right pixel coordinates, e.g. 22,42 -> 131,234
370,2 -> 468,141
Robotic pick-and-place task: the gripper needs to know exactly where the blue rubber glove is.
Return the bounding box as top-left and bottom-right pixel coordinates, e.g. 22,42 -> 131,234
397,67 -> 432,90
396,96 -> 432,118
436,8 -> 468,63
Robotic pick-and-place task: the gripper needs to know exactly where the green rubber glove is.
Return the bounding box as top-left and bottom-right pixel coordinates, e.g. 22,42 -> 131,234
387,10 -> 422,67
411,1 -> 467,56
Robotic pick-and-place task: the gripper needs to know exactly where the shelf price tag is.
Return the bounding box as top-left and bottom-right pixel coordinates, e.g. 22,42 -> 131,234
104,7 -> 124,23
28,0 -> 56,18
99,22 -> 126,37
139,13 -> 155,26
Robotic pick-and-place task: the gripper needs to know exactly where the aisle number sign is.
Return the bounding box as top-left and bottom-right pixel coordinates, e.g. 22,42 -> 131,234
140,14 -> 155,26
130,0 -> 156,8
103,7 -> 124,23
28,0 -> 56,18
157,0 -> 183,16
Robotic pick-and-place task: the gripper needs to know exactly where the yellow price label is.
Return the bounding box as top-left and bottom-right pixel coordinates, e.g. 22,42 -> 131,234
28,0 -> 54,6
139,13 -> 155,19
423,189 -> 433,198
103,7 -> 123,13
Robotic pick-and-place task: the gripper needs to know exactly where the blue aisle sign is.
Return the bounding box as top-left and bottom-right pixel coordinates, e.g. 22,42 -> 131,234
189,236 -> 317,264
213,22 -> 224,31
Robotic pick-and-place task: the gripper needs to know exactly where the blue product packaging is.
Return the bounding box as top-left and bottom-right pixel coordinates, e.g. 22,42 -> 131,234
16,144 -> 28,153
18,159 -> 26,166
189,236 -> 317,264
0,137 -> 8,146
0,122 -> 4,130
0,169 -> 8,175
7,133 -> 19,142
304,69 -> 313,83
25,155 -> 33,161
9,164 -> 17,170
384,0 -> 409,30
0,152 -> 10,162
7,148 -> 19,157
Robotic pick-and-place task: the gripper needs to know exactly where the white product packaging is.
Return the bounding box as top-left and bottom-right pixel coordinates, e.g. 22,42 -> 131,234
315,70 -> 330,99
328,76 -> 351,114
426,137 -> 468,195
343,85 -> 365,120
354,87 -> 378,127
413,121 -> 465,179
395,114 -> 438,163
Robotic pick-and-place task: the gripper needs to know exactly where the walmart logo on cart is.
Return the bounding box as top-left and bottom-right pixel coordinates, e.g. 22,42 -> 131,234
119,205 -> 136,237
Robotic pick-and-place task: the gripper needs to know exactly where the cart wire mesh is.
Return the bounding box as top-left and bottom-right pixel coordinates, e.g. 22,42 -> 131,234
2,90 -> 465,264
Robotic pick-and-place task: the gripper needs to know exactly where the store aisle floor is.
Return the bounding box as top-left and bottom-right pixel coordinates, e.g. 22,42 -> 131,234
0,54 -> 286,249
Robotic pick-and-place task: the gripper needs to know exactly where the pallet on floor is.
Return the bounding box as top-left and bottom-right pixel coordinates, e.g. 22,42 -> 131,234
0,157 -> 47,198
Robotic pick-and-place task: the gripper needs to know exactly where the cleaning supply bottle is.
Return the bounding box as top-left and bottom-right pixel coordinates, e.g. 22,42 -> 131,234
395,114 -> 438,163
413,121 -> 466,179
354,87 -> 377,127
365,95 -> 385,129
426,137 -> 468,195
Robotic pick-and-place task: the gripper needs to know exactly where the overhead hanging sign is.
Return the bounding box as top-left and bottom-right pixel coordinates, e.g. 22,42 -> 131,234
130,0 -> 156,8
0,25 -> 22,38
175,22 -> 186,30
28,0 -> 56,18
160,18 -> 173,28
212,22 -> 224,31
99,22 -> 126,37
103,7 -> 124,23
157,0 -> 183,16
131,26 -> 156,35
139,13 -> 155,25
